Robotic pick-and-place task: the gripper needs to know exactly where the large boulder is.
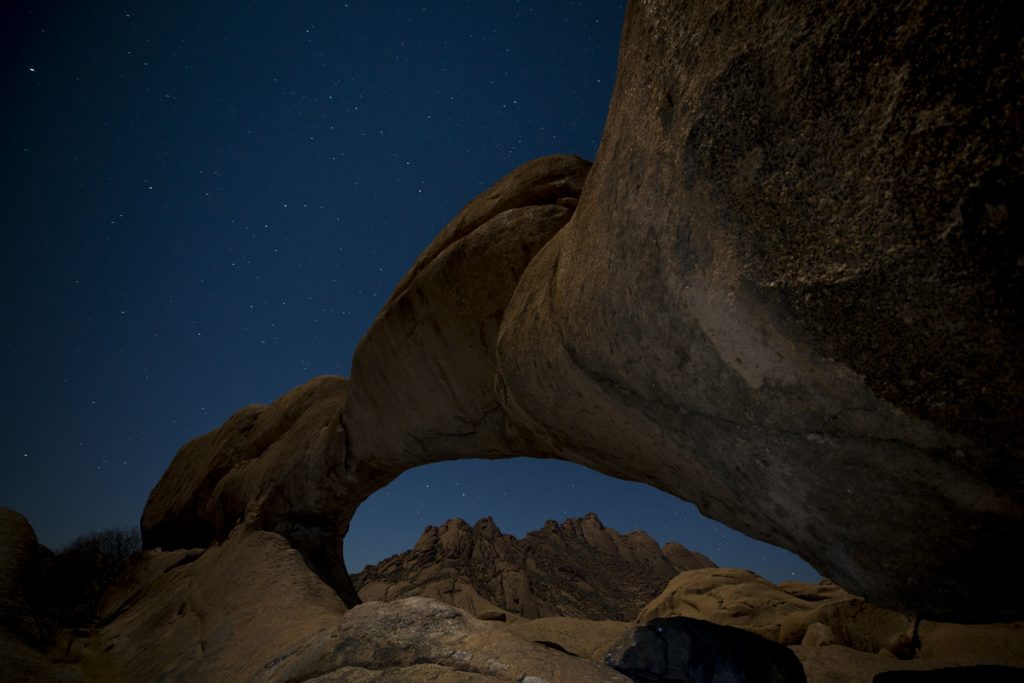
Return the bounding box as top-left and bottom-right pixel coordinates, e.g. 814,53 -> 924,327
495,0 -> 1023,621
141,376 -> 351,551
791,645 -> 1005,683
636,567 -> 1024,670
605,616 -> 806,682
322,597 -> 630,683
345,154 -> 591,469
637,568 -> 853,643
0,507 -> 39,630
94,531 -> 350,682
636,567 -> 924,655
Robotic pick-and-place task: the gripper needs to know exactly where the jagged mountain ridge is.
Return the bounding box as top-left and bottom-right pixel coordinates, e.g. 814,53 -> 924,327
352,512 -> 715,621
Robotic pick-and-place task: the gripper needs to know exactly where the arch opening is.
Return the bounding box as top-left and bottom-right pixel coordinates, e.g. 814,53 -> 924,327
345,457 -> 820,582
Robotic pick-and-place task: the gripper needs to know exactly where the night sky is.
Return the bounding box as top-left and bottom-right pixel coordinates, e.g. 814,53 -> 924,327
1,1 -> 819,584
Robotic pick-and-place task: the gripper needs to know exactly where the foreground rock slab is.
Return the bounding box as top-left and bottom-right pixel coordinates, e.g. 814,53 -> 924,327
636,567 -> 1024,673
494,0 -> 1023,622
95,530 -> 631,682
318,597 -> 631,683
505,616 -> 632,661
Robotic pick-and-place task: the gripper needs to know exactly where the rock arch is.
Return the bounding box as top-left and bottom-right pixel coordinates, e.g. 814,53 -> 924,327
143,0 -> 1022,624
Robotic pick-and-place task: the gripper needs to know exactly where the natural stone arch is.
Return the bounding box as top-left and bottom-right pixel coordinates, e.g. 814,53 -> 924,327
141,155 -> 594,608
144,0 -> 1022,624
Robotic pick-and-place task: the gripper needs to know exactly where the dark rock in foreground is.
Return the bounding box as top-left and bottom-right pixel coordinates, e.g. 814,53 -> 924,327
605,616 -> 806,683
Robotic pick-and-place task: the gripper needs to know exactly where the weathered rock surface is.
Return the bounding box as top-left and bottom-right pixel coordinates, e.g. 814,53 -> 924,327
606,616 -> 807,682
915,620 -> 1024,668
94,531 -> 351,682
638,568 -> 852,644
316,597 -> 630,683
493,0 -> 1024,622
141,0 -> 1022,632
345,153 -> 592,469
139,375 -> 397,605
354,513 -> 714,621
636,567 -> 1024,669
140,376 -> 352,550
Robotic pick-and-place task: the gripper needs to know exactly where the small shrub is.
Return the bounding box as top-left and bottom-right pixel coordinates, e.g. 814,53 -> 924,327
26,527 -> 142,647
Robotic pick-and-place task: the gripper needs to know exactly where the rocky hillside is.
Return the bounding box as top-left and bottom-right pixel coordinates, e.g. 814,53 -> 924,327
352,513 -> 714,621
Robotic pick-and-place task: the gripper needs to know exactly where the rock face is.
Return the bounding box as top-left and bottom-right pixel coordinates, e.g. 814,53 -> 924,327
634,567 -> 1024,671
353,513 -> 714,621
141,0 -> 1023,628
345,154 -> 592,470
140,376 -> 352,551
637,568 -> 913,652
638,568 -> 857,644
92,531 -> 630,683
319,597 -> 630,683
872,666 -> 1024,682
493,0 -> 1024,622
605,616 -> 807,683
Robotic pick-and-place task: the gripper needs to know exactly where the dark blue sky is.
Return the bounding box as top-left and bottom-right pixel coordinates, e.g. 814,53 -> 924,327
1,0 -> 819,584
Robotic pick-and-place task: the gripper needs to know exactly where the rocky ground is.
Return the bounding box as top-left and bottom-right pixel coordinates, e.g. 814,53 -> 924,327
4,506 -> 1023,682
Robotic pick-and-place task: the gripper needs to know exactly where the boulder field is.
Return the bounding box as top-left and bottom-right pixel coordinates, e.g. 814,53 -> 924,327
142,0 -> 1021,626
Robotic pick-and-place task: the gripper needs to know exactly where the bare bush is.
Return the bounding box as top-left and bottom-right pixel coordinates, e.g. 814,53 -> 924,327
26,527 -> 142,646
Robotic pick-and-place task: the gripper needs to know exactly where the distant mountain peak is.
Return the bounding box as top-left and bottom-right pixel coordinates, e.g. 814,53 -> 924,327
353,514 -> 715,621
